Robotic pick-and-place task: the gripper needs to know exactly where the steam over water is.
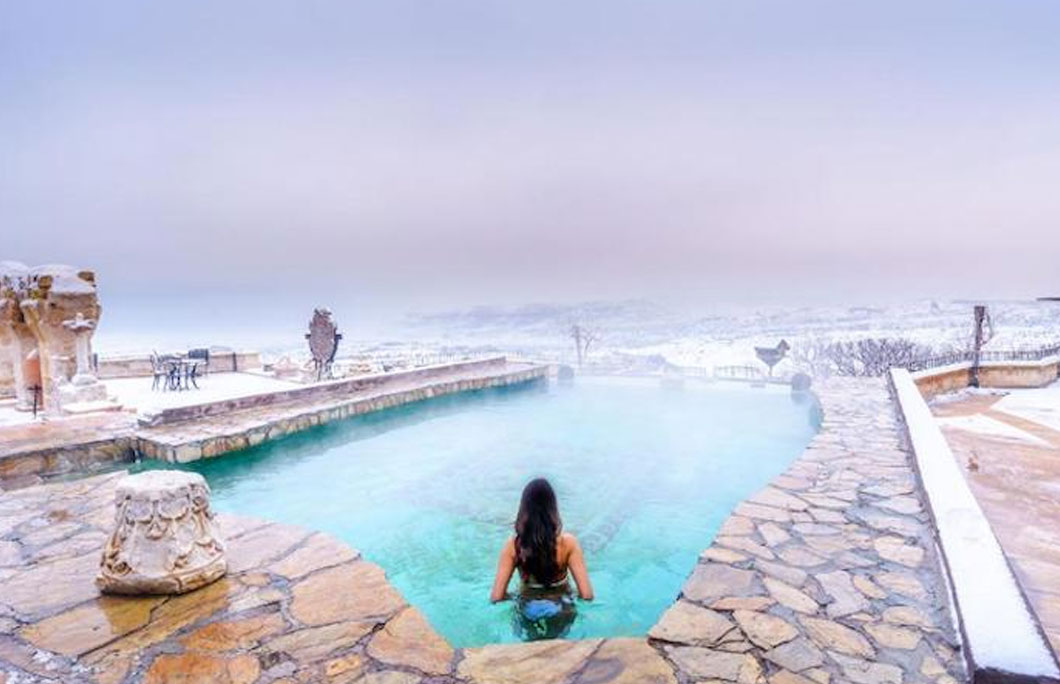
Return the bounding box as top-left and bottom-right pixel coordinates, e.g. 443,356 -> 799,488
149,376 -> 817,645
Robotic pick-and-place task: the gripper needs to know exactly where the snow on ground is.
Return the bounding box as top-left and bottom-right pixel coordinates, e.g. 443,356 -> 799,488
935,414 -> 1051,447
0,403 -> 41,428
927,386 -> 1008,405
91,297 -> 1060,377
891,369 -> 1060,678
620,338 -> 772,370
991,381 -> 1060,433
104,372 -> 300,415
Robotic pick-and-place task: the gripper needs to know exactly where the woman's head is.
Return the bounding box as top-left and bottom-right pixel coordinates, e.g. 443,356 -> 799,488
514,478 -> 562,583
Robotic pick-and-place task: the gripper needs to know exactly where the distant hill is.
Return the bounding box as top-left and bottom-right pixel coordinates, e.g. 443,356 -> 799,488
403,299 -> 683,345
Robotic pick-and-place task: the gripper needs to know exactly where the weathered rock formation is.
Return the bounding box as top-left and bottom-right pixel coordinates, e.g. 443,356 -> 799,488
0,262 -> 106,414
97,470 -> 227,595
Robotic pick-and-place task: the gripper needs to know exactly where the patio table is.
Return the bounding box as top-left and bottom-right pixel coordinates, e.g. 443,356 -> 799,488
161,357 -> 203,391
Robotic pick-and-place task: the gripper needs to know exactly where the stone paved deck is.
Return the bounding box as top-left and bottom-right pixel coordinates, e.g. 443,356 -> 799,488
135,361 -> 546,463
0,413 -> 137,490
0,471 -> 460,683
0,471 -> 675,684
649,378 -> 964,684
0,378 -> 967,684
0,360 -> 547,489
0,413 -> 136,463
931,389 -> 1060,655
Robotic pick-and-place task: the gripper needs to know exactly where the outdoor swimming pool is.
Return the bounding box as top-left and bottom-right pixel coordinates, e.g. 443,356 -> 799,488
156,376 -> 818,646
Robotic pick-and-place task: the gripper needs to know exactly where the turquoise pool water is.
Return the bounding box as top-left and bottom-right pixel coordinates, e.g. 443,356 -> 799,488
151,377 -> 817,646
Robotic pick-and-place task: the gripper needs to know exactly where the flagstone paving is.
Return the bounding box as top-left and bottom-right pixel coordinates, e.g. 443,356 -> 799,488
0,377 -> 967,683
0,361 -> 547,490
650,378 -> 966,684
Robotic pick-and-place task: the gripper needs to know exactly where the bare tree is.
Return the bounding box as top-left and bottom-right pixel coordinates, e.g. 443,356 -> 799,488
569,324 -> 600,367
824,338 -> 933,377
791,334 -> 835,378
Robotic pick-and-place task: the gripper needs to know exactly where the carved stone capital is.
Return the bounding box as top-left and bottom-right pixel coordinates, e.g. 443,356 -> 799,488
97,470 -> 227,595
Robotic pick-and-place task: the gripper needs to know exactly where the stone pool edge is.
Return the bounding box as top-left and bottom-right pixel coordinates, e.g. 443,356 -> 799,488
0,471 -> 461,682
640,376 -> 968,684
136,362 -> 548,463
0,470 -> 678,683
0,358 -> 548,488
1,376 -> 972,684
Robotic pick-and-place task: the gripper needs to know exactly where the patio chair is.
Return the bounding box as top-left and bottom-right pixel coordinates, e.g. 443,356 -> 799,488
184,358 -> 203,390
150,352 -> 167,391
153,352 -> 183,391
188,348 -> 210,376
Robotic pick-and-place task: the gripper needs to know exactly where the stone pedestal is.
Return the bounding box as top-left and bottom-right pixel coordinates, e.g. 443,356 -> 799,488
58,378 -> 108,406
97,470 -> 227,595
63,312 -> 99,386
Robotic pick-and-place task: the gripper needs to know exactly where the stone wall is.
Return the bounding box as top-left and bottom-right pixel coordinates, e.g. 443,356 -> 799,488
138,363 -> 546,463
95,350 -> 262,379
977,358 -> 1059,388
0,436 -> 136,490
1,360 -> 547,483
912,365 -> 972,400
913,357 -> 1059,399
138,356 -> 510,427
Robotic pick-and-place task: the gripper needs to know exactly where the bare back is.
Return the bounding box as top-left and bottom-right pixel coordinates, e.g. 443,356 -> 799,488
490,532 -> 594,602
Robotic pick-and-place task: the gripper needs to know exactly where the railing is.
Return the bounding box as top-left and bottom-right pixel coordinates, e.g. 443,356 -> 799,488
713,365 -> 766,381
674,365 -> 712,378
908,343 -> 1060,372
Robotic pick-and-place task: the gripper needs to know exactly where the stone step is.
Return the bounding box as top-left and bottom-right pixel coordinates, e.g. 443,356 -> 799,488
62,399 -> 124,415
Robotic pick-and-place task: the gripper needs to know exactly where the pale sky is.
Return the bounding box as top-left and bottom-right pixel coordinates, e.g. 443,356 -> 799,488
2,0 -> 1059,310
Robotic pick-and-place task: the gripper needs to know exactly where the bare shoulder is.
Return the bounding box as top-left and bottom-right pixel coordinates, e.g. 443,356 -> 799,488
559,532 -> 582,551
502,536 -> 517,556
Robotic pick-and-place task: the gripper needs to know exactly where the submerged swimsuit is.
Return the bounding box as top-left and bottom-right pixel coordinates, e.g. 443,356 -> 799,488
513,574 -> 577,640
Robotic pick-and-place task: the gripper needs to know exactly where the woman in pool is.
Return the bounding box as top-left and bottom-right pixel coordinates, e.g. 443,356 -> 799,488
490,478 -> 594,639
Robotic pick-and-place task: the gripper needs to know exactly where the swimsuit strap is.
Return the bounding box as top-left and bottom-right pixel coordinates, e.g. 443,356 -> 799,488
523,572 -> 570,589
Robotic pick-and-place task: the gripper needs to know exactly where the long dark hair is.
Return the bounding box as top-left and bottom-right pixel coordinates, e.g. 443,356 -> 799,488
514,478 -> 562,583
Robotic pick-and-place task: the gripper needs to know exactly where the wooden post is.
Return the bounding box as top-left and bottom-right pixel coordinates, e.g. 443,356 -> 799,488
970,305 -> 987,388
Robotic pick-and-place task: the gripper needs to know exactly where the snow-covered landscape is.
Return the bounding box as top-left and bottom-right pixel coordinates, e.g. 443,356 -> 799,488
95,297 -> 1060,379
88,296 -> 1060,379
6,0 -> 1060,679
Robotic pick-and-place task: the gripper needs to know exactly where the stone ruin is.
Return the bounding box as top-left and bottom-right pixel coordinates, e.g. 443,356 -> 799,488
97,470 -> 227,595
0,261 -> 109,416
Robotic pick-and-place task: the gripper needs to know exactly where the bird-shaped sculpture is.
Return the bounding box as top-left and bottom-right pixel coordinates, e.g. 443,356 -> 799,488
755,339 -> 790,377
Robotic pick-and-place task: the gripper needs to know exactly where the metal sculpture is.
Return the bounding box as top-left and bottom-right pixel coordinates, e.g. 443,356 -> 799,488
754,339 -> 790,377
306,308 -> 342,380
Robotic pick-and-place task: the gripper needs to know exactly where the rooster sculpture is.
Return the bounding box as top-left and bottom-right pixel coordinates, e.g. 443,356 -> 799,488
755,339 -> 790,377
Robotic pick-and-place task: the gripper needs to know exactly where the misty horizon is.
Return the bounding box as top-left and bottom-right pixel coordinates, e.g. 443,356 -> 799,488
3,1 -> 1059,308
